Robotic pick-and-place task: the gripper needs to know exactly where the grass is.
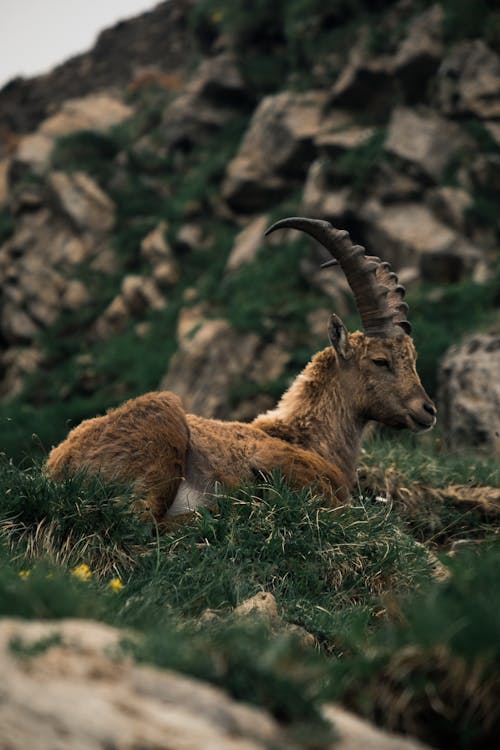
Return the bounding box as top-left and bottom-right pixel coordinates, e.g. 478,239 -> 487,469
1,452 -> 499,748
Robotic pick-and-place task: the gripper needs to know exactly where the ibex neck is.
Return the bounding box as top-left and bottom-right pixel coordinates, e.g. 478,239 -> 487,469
252,349 -> 364,486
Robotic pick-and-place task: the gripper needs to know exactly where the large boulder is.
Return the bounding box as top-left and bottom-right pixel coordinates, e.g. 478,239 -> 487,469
360,200 -> 483,282
0,618 -> 433,750
393,4 -> 444,99
225,214 -> 268,272
301,160 -> 353,224
328,34 -> 397,115
160,53 -> 247,150
160,317 -> 290,420
385,107 -> 470,183
0,618 -> 283,750
48,171 -> 115,235
435,41 -> 500,119
140,221 -> 180,287
14,93 -> 133,173
160,318 -> 261,418
438,332 -> 500,454
222,91 -> 326,212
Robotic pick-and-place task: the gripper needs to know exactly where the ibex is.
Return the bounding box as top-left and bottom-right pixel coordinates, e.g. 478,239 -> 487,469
47,217 -> 436,523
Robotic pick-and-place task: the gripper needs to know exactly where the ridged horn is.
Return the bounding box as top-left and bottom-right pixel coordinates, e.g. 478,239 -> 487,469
265,216 -> 411,338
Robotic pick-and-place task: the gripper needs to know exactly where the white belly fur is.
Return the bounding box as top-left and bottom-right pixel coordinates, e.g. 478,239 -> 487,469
167,480 -> 210,517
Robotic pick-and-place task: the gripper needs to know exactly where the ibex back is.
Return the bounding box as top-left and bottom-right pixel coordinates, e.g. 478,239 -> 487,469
47,218 -> 436,523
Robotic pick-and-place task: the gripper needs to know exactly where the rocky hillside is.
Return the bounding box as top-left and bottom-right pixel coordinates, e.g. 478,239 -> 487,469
1,4 -> 500,748
0,0 -> 499,459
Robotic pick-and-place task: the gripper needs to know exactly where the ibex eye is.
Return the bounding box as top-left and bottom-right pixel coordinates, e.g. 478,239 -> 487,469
372,358 -> 390,368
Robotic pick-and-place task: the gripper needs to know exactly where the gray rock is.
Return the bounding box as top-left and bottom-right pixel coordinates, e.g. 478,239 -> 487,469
0,618 -> 435,750
426,186 -> 472,231
48,172 -> 115,235
438,331 -> 500,454
161,53 -> 247,150
225,215 -> 268,272
301,160 -> 352,224
0,346 -> 42,399
14,94 -> 133,173
385,107 -> 471,183
360,199 -> 482,281
0,618 -> 283,750
436,40 -> 500,119
160,319 -> 261,418
222,91 -> 326,212
393,4 -> 444,99
329,34 -> 398,115
141,222 -> 179,287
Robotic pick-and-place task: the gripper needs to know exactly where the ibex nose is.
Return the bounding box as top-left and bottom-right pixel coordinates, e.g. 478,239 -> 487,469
423,401 -> 437,418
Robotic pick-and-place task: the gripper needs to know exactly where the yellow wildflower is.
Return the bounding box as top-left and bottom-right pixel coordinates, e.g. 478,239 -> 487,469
71,564 -> 92,581
211,9 -> 223,23
18,570 -> 31,579
108,577 -> 124,592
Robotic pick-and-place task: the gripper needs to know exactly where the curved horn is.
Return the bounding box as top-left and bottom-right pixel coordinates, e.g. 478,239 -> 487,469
265,216 -> 411,338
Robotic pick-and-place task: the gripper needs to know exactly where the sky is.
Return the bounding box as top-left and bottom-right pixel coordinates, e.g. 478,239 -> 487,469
0,0 -> 159,88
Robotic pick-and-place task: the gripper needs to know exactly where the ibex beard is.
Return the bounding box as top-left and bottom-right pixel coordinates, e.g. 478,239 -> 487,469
46,217 -> 436,526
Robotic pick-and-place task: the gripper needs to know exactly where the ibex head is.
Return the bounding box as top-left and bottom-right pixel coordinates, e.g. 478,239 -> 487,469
266,217 -> 437,433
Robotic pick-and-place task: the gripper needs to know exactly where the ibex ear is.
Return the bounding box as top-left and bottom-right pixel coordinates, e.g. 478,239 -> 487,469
328,314 -> 352,361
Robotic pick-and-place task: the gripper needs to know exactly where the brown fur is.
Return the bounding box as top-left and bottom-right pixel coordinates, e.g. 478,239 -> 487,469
46,326 -> 435,524
47,391 -> 189,521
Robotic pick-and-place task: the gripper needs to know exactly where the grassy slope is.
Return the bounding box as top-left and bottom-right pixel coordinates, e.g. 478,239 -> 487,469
0,454 -> 499,748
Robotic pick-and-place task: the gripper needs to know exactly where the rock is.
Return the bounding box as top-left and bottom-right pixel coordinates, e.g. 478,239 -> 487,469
393,4 -> 444,99
360,200 -> 482,281
0,0 -> 196,135
0,346 -> 42,398
315,123 -> 375,158
161,53 -> 247,150
48,172 -> 115,235
14,94 -> 133,173
121,275 -> 166,315
222,91 -> 326,212
94,275 -> 167,339
371,163 -> 422,204
225,215 -> 268,272
0,618 -> 436,750
14,133 -> 53,173
426,186 -> 472,231
94,295 -> 129,339
175,223 -> 205,253
438,332 -> 500,454
0,173 -> 115,353
193,52 -> 247,106
0,302 -> 39,343
301,160 -> 352,223
62,279 -> 90,310
40,93 -> 133,138
385,107 -> 470,183
485,121 -> 500,147
0,618 -> 284,750
160,319 -> 261,418
0,157 -> 11,205
141,222 -> 179,286
467,154 -> 500,194
248,338 -> 290,384
436,40 -> 500,119
329,34 -> 398,115
176,303 -> 210,345
323,704 -> 432,750
234,592 -> 279,620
